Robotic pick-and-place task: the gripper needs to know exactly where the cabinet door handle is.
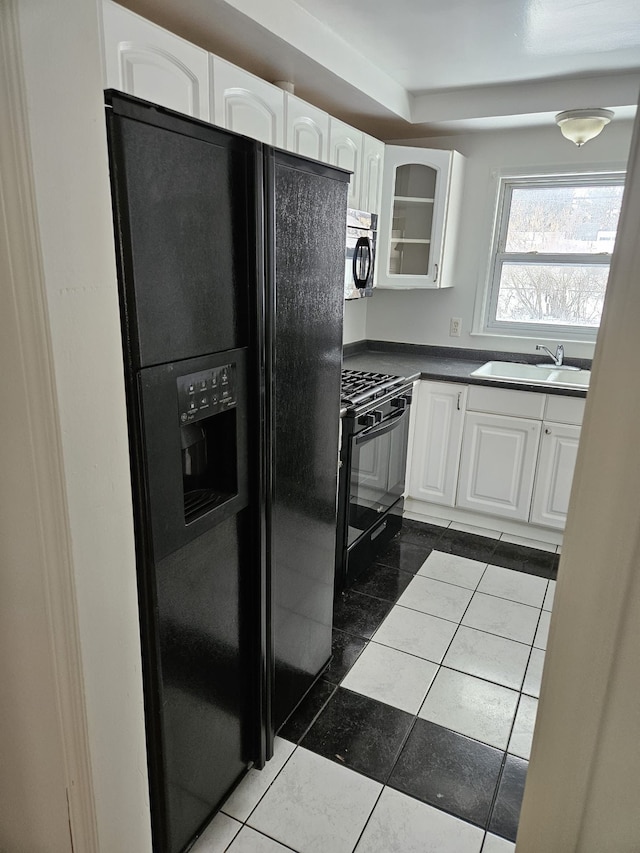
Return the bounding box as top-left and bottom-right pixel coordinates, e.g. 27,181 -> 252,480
434,262 -> 439,283
457,392 -> 462,411
545,428 -> 552,434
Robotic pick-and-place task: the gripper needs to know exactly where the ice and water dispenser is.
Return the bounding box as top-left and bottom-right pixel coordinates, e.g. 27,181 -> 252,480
177,361 -> 239,523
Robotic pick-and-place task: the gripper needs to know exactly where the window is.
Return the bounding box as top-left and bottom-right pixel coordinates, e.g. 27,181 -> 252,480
484,173 -> 625,339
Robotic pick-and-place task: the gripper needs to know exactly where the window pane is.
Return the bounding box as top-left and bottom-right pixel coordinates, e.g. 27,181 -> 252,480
496,262 -> 609,326
505,184 -> 624,254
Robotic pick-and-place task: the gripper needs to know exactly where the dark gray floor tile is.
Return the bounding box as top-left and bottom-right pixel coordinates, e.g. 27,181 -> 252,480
488,754 -> 528,842
398,520 -> 446,549
388,718 -> 503,828
435,529 -> 499,563
490,542 -> 557,579
332,590 -> 394,639
300,688 -> 414,783
278,679 -> 337,744
352,562 -> 414,603
324,630 -> 367,685
375,538 -> 433,574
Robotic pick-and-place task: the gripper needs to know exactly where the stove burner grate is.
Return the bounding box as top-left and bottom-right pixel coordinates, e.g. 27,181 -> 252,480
341,369 -> 406,408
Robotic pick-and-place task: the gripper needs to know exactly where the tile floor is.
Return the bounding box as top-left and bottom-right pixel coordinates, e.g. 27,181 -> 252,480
192,519 -> 558,853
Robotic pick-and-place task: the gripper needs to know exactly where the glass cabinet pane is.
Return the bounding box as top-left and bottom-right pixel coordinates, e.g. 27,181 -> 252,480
392,199 -> 434,240
394,164 -> 437,199
389,241 -> 431,275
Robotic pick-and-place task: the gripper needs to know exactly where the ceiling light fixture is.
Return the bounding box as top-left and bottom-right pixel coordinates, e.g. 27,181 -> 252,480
555,108 -> 615,147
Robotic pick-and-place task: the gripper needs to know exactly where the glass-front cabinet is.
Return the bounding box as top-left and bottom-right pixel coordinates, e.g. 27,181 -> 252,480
377,146 -> 465,289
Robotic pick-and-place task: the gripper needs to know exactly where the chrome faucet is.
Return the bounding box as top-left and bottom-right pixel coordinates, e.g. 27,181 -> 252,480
536,344 -> 564,366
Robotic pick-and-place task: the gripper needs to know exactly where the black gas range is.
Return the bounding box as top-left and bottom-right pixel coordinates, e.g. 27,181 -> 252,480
335,369 -> 414,594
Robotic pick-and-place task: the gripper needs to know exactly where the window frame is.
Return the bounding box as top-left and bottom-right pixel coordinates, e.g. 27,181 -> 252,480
482,171 -> 626,341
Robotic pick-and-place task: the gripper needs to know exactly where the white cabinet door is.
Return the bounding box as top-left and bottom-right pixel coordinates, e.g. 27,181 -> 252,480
102,0 -> 210,120
285,94 -> 330,162
530,422 -> 581,529
408,381 -> 467,506
377,145 -> 464,289
328,118 -> 363,210
361,135 -> 385,215
211,57 -> 284,147
457,412 -> 541,521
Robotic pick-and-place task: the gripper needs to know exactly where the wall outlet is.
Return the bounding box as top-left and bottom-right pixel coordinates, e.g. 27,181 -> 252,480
449,317 -> 462,337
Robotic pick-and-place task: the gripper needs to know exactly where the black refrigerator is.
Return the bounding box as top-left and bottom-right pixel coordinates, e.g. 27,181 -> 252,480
105,92 -> 348,853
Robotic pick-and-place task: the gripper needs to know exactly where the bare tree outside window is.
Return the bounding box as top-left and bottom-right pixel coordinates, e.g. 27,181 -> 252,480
486,177 -> 625,335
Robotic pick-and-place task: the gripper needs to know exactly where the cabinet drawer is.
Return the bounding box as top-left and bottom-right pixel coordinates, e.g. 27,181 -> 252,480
544,395 -> 585,425
467,386 -> 546,419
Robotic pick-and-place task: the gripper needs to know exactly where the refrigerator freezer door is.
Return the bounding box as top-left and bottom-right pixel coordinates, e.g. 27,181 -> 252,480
107,93 -> 255,368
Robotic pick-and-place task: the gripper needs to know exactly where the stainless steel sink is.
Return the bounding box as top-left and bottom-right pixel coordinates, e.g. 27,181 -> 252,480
471,361 -> 590,390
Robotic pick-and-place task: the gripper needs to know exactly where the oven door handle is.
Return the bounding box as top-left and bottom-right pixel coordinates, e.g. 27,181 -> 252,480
355,408 -> 409,445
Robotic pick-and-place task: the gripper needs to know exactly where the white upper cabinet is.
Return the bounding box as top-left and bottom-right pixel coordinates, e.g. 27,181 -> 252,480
285,94 -> 330,162
328,119 -> 363,210
102,0 -> 210,120
211,57 -> 284,148
361,135 -> 385,216
377,146 -> 465,289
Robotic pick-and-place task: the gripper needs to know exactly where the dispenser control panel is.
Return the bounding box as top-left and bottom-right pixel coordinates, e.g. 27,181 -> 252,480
177,362 -> 237,425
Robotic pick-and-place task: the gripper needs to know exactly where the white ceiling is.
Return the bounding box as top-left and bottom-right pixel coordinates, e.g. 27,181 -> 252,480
122,0 -> 640,138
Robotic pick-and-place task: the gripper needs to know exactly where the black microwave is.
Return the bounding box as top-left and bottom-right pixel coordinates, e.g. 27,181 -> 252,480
345,208 -> 377,300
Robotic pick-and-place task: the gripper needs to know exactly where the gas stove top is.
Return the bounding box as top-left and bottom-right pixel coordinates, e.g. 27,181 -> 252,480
341,369 -> 407,409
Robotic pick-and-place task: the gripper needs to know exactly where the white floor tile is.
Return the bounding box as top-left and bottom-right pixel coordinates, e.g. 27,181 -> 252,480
418,667 -> 519,750
443,626 -> 530,691
477,565 -> 547,608
508,694 -> 538,760
341,641 -> 438,714
522,648 -> 545,698
499,534 -> 557,552
482,833 -> 516,852
248,747 -> 381,853
543,580 -> 556,611
227,826 -> 294,853
534,610 -> 551,650
372,605 -> 458,663
449,522 -> 502,539
461,593 -> 540,645
355,787 -> 483,853
222,737 -> 295,821
417,551 -> 488,590
397,574 -> 474,622
191,812 -> 242,853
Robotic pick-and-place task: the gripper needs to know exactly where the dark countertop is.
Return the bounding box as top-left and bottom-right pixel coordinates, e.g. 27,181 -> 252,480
342,341 -> 590,398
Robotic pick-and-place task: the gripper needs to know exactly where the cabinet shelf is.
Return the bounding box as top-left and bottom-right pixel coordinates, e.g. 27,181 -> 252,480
393,195 -> 435,204
391,238 -> 431,244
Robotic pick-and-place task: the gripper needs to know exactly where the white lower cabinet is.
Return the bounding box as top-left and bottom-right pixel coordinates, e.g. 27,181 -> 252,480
457,412 -> 542,521
407,379 -> 584,530
530,422 -> 581,528
407,381 -> 466,506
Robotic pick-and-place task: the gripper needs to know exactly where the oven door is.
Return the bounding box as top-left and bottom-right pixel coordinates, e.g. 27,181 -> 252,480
347,407 -> 410,546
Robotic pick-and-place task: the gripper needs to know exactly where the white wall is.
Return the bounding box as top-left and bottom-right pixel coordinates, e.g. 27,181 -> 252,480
343,297 -> 368,344
366,120 -> 635,360
8,0 -> 153,849
516,108 -> 640,853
